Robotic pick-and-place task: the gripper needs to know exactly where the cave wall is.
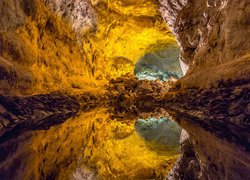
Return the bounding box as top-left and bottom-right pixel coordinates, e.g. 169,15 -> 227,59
160,0 -> 250,88
0,0 -> 96,94
0,0 -> 177,94
0,0 -> 249,179
159,0 -> 250,179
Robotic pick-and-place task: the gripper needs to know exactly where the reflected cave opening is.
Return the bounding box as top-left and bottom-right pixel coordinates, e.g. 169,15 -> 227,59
133,43 -> 184,167
135,116 -> 182,155
134,44 -> 184,82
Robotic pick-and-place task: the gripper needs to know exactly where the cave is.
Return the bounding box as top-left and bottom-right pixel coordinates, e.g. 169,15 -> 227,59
134,44 -> 183,81
0,0 -> 249,179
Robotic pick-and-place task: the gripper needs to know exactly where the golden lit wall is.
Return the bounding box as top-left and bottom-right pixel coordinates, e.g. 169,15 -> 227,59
84,0 -> 177,79
0,0 -> 177,94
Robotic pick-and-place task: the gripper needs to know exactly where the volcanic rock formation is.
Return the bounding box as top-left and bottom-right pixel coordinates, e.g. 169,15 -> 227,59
0,0 -> 249,179
160,0 -> 250,88
0,0 -> 177,94
160,0 -> 250,179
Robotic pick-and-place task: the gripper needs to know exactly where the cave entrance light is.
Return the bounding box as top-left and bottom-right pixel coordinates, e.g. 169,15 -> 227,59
134,44 -> 183,82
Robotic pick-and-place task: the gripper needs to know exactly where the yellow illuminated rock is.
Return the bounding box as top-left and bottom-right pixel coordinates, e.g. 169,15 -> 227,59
0,0 -> 177,94
9,108 -> 179,179
85,0 -> 176,80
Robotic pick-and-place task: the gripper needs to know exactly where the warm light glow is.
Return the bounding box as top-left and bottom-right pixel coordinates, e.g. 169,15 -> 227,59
18,108 -> 179,179
7,0 -> 178,94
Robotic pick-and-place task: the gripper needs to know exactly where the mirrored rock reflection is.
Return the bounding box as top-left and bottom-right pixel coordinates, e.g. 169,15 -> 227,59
135,117 -> 182,152
0,107 -> 182,180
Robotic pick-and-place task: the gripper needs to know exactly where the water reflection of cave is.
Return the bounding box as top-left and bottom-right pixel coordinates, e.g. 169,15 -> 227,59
135,116 -> 182,154
134,44 -> 183,81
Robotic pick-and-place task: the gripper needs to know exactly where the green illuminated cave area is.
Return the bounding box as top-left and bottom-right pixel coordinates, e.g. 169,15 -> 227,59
135,44 -> 183,81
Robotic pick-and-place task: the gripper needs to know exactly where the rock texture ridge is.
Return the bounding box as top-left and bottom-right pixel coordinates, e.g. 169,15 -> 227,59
159,0 -> 250,179
0,0 -> 249,179
43,0 -> 97,33
0,0 -> 176,94
160,0 -> 250,88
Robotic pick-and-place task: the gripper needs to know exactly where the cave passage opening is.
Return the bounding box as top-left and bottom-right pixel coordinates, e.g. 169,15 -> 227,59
134,43 -> 184,82
135,116 -> 182,153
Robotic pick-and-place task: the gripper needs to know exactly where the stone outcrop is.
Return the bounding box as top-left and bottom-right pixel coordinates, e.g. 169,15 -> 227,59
164,82 -> 250,179
167,130 -> 200,180
106,74 -> 174,117
43,0 -> 97,33
0,93 -> 80,140
0,0 -> 98,94
159,0 -> 250,179
160,0 -> 250,88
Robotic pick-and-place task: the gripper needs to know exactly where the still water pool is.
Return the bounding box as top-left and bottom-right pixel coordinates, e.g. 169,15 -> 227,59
0,107 -> 182,179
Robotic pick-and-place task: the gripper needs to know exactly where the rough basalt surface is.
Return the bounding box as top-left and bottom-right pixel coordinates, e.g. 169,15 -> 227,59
159,0 -> 250,179
164,82 -> 250,179
0,0 -> 176,94
160,0 -> 250,88
43,0 -> 97,33
0,0 -> 249,179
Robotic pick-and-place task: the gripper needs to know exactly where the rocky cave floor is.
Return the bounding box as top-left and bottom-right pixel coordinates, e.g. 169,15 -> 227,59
0,75 -> 249,179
